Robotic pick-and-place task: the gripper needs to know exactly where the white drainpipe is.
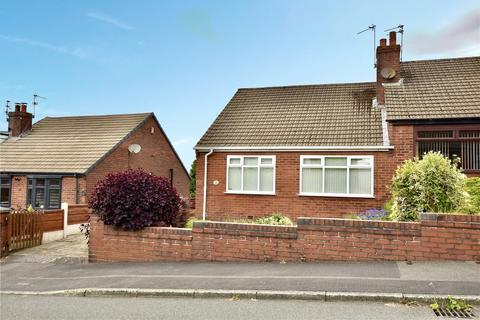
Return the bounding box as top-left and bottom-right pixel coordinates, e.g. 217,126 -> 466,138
202,149 -> 214,220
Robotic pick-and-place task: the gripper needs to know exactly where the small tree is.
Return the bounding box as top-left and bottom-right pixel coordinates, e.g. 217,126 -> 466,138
89,169 -> 185,230
390,152 -> 467,221
189,160 -> 196,198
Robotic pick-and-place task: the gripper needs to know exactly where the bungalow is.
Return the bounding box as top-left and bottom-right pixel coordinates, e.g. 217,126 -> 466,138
195,31 -> 480,221
0,108 -> 190,210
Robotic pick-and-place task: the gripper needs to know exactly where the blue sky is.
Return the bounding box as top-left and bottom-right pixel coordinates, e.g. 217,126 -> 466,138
1,1 -> 479,168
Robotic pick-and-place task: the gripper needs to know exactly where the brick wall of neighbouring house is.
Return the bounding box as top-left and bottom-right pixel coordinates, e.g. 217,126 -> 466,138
10,176 -> 27,209
86,115 -> 190,200
61,176 -> 87,205
194,124 -> 414,221
88,213 -> 480,262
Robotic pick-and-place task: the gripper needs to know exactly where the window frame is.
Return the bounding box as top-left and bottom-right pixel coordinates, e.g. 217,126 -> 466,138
414,124 -> 480,173
225,155 -> 276,195
0,175 -> 12,209
26,176 -> 62,210
299,155 -> 374,198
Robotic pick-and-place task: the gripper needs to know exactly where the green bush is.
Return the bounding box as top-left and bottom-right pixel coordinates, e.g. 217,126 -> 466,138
390,152 -> 467,221
462,177 -> 480,214
255,214 -> 293,226
184,217 -> 199,229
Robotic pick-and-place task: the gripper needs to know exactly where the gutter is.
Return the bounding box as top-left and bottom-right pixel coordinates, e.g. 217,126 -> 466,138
195,146 -> 394,152
202,149 -> 214,220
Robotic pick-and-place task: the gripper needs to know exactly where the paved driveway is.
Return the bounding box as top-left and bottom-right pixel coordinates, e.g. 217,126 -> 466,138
1,233 -> 88,264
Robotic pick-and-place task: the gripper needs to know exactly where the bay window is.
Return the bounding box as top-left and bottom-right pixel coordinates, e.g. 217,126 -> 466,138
226,156 -> 275,194
415,126 -> 480,172
300,156 -> 374,197
27,177 -> 61,209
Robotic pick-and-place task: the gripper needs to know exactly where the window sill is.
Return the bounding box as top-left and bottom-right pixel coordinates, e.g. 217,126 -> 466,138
298,193 -> 375,199
225,191 -> 276,196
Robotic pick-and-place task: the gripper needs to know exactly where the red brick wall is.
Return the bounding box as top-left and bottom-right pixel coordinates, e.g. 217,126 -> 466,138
10,176 -> 27,209
86,115 -> 190,199
89,213 -> 480,262
61,176 -> 87,205
89,215 -> 192,262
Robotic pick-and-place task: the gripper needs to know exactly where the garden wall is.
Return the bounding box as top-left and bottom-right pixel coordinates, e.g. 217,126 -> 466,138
88,213 -> 480,263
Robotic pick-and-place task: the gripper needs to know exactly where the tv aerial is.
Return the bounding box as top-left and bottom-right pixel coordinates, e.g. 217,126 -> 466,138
357,24 -> 376,68
32,94 -> 47,118
384,25 -> 404,61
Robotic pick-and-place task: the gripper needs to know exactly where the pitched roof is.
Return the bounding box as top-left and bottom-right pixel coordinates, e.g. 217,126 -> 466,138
385,56 -> 480,121
0,113 -> 150,174
196,82 -> 384,148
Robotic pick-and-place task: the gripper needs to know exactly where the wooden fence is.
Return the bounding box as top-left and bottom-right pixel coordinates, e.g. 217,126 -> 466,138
3,211 -> 43,253
0,203 -> 90,256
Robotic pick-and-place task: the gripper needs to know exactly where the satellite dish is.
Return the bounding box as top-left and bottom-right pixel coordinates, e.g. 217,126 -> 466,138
128,144 -> 141,154
381,68 -> 396,79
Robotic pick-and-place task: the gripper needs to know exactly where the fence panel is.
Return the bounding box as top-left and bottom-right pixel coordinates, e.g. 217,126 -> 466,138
7,211 -> 44,252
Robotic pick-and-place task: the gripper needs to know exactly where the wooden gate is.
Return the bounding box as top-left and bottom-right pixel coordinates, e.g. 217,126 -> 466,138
3,211 -> 43,255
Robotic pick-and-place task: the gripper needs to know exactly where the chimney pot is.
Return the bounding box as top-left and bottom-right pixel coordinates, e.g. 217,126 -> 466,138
8,103 -> 33,137
380,38 -> 387,48
389,31 -> 396,46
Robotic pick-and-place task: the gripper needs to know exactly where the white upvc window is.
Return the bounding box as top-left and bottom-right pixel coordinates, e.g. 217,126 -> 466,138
226,155 -> 275,195
300,156 -> 374,198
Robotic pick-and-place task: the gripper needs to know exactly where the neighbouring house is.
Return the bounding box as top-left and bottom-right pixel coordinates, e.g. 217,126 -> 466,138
0,107 -> 190,211
195,31 -> 480,221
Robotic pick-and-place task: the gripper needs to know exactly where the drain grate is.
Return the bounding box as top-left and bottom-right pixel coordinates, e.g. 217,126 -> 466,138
433,308 -> 476,318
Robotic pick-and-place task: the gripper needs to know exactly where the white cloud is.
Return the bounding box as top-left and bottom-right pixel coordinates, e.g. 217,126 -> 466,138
0,34 -> 92,59
410,9 -> 480,55
172,138 -> 194,147
85,12 -> 134,30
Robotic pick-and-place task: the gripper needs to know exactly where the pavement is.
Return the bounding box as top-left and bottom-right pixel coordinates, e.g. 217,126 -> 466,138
1,261 -> 479,301
1,233 -> 87,264
0,295 -> 448,320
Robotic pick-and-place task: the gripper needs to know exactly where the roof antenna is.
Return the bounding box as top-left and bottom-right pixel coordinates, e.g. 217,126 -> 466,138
32,94 -> 47,119
357,24 -> 376,68
384,25 -> 404,61
5,100 -> 11,122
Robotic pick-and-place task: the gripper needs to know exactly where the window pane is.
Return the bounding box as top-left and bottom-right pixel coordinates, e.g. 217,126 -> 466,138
459,130 -> 480,138
35,188 -> 45,208
418,141 -> 450,158
351,158 -> 371,166
0,187 -> 10,207
243,167 -> 258,191
325,157 -> 347,166
35,178 -> 45,187
302,168 -> 323,193
260,158 -> 273,165
259,168 -> 274,192
227,167 -> 241,191
324,168 -> 347,193
49,178 -> 60,187
418,131 -> 453,138
349,168 -> 372,194
27,188 -> 32,206
229,158 -> 241,165
48,189 -> 60,208
461,141 -> 480,170
303,158 -> 322,165
244,157 -> 258,165
0,177 -> 9,186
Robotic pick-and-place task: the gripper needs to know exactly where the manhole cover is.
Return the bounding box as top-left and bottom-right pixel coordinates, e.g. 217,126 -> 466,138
433,307 -> 476,318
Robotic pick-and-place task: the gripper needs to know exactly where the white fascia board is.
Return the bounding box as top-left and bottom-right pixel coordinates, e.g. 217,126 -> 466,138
195,146 -> 394,152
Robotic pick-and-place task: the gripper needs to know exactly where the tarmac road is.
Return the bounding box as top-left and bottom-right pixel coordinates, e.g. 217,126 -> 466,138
0,295 -> 443,320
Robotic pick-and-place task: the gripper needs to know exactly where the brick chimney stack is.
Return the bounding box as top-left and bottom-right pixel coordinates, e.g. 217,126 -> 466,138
8,103 -> 33,137
376,31 -> 401,105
